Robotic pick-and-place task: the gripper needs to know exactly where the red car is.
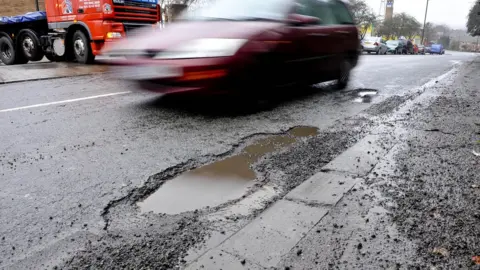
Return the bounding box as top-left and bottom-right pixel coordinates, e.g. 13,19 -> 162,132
103,0 -> 360,95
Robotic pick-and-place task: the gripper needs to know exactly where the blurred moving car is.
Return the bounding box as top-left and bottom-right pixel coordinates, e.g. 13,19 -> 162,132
103,0 -> 360,95
429,44 -> 445,55
361,37 -> 388,55
386,40 -> 405,54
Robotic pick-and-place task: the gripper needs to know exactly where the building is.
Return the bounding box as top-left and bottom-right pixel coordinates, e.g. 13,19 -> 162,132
0,0 -> 45,16
385,0 -> 394,20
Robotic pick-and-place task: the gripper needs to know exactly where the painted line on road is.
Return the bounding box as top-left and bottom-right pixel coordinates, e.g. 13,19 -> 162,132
0,91 -> 131,113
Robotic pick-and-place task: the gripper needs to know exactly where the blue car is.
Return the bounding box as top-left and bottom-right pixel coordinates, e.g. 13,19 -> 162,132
430,44 -> 445,55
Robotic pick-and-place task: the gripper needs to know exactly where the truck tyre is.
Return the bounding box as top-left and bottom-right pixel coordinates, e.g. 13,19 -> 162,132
18,29 -> 44,61
72,30 -> 95,64
0,37 -> 16,65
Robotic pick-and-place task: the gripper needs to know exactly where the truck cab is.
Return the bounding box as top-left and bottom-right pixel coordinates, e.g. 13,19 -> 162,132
0,0 -> 160,65
46,0 -> 160,63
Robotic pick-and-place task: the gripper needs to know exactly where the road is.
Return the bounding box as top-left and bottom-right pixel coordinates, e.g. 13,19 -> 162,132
0,52 -> 478,269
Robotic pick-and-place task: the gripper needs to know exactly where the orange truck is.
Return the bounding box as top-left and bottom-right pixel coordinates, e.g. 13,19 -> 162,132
0,0 -> 160,65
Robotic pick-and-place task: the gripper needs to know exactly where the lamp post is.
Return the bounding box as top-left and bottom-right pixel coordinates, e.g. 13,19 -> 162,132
421,0 -> 430,45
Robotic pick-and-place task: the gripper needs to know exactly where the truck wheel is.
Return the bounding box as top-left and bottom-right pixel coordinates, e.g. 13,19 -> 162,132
18,29 -> 44,61
72,30 -> 95,64
0,37 -> 16,65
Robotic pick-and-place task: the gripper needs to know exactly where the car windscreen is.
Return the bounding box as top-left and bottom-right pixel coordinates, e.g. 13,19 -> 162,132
179,0 -> 292,21
386,41 -> 398,46
364,37 -> 379,42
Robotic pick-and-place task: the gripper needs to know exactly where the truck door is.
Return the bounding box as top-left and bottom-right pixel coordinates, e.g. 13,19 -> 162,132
55,0 -> 78,21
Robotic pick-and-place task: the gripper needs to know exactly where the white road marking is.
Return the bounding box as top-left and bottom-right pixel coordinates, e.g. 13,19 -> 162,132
0,91 -> 131,113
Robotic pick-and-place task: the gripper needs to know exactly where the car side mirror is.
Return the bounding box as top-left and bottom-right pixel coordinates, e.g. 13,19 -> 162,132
287,14 -> 320,26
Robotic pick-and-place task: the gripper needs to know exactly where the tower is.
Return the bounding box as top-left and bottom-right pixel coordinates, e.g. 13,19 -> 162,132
385,0 -> 394,20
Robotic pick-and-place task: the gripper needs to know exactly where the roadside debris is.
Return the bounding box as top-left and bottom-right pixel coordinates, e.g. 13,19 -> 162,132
432,247 -> 449,257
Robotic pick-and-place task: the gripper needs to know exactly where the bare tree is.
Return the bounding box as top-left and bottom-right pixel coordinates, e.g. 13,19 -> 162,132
467,1 -> 480,36
376,13 -> 420,40
348,0 -> 377,39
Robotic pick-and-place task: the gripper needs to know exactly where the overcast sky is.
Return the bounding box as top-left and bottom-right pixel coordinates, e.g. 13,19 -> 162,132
364,0 -> 475,29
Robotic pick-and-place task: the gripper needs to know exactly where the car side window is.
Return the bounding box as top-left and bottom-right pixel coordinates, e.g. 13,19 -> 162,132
294,0 -> 317,18
311,0 -> 336,25
329,0 -> 354,25
295,0 -> 335,25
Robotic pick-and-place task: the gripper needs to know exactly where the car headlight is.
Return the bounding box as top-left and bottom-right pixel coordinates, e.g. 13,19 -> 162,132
154,38 -> 248,59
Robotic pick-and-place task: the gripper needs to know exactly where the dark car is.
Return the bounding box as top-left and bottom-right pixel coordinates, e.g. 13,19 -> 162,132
386,40 -> 406,54
103,0 -> 360,95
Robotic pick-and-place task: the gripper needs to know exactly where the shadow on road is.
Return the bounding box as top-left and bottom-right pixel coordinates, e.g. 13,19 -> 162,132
136,83 -> 340,117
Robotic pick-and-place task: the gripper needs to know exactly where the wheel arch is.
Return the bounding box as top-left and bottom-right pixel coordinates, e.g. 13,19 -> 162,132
67,23 -> 92,41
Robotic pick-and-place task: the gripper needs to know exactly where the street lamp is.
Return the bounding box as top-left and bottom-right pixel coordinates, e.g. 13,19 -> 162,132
421,0 -> 430,45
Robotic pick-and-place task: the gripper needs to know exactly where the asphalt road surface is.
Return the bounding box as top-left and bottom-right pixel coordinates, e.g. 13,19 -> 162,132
0,52 -> 478,269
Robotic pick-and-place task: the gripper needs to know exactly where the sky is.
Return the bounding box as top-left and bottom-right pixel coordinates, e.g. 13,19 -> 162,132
364,0 -> 475,29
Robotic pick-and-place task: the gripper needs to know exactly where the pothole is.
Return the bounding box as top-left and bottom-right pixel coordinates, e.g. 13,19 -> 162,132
353,89 -> 379,103
137,126 -> 319,215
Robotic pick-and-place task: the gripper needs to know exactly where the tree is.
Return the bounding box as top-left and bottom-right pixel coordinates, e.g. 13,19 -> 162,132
467,1 -> 480,36
423,22 -> 436,43
449,40 -> 460,51
438,36 -> 451,48
348,0 -> 378,38
376,13 -> 420,40
376,18 -> 396,39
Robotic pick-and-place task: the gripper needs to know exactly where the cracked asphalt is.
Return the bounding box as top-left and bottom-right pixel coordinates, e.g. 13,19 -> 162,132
0,52 -> 478,269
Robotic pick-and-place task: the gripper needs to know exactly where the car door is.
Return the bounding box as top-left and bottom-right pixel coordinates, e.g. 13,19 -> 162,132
293,0 -> 337,84
325,0 -> 357,77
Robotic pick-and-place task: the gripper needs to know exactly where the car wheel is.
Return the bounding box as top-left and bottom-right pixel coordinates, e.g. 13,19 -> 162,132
72,30 -> 95,64
334,60 -> 350,90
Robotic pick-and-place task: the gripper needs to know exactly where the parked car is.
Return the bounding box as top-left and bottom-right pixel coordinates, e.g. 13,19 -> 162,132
361,37 -> 388,55
425,45 -> 432,53
430,44 -> 445,55
405,40 -> 414,54
104,0 -> 361,95
386,40 -> 406,54
418,45 -> 426,54
413,44 -> 419,54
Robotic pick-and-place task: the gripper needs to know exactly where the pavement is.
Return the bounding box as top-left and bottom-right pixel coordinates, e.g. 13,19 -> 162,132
0,51 -> 479,269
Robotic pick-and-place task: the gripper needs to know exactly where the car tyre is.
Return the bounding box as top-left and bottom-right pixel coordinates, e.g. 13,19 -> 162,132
334,60 -> 350,90
72,30 -> 95,64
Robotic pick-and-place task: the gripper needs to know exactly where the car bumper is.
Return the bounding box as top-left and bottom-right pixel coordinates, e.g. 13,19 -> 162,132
362,46 -> 379,52
107,55 -> 255,95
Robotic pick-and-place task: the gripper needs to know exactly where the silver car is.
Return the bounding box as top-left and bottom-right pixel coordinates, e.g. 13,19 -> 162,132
361,37 -> 388,55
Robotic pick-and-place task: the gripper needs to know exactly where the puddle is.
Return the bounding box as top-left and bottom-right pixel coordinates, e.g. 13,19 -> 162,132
352,89 -> 379,103
137,126 -> 319,215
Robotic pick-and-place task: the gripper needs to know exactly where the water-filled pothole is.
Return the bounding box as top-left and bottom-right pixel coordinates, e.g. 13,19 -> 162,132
353,89 -> 379,103
137,126 -> 319,215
